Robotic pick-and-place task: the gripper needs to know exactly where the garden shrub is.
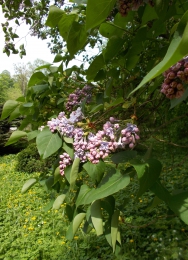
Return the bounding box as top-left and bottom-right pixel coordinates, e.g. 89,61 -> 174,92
15,143 -> 57,173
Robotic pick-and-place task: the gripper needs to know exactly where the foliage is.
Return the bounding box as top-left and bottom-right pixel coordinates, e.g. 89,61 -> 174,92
13,59 -> 49,96
1,0 -> 188,253
1,151 -> 188,259
0,0 -> 67,57
0,70 -> 15,103
15,142 -> 57,173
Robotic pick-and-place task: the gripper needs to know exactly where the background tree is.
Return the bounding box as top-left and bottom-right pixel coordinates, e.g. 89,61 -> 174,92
13,58 -> 48,96
0,70 -> 15,102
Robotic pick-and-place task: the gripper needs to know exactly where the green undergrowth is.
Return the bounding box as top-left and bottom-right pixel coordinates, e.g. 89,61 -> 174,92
0,144 -> 188,260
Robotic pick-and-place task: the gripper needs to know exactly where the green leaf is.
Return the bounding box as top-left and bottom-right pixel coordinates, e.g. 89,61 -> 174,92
54,166 -> 61,184
16,96 -> 25,102
67,22 -> 87,56
168,191 -> 188,225
1,100 -> 19,120
104,78 -> 113,98
63,142 -> 74,159
150,180 -> 172,205
45,176 -> 54,190
91,200 -> 103,236
89,104 -> 104,113
141,4 -> 159,26
43,199 -> 55,212
83,161 -> 105,184
94,69 -> 106,81
99,12 -> 133,38
111,151 -> 137,164
53,194 -> 66,209
22,102 -> 33,107
36,128 -> 62,159
64,165 -> 72,183
101,196 -> 115,217
70,0 -> 87,4
28,72 -> 47,87
45,5 -> 64,27
53,54 -> 64,63
105,97 -> 124,108
170,87 -> 188,109
64,137 -> 73,143
86,54 -> 105,80
150,182 -> 188,224
122,101 -> 133,109
66,204 -> 75,222
8,106 -> 21,122
99,23 -> 121,38
86,0 -> 117,30
76,169 -> 130,206
70,157 -> 80,188
66,213 -> 86,240
27,130 -> 40,141
5,131 -> 27,146
103,37 -> 125,62
32,84 -> 49,93
105,220 -> 112,246
111,210 -> 120,252
130,9 -> 188,95
145,196 -> 163,213
35,64 -> 52,70
132,159 -> 162,198
58,14 -> 77,41
21,178 -> 37,194
125,27 -> 147,70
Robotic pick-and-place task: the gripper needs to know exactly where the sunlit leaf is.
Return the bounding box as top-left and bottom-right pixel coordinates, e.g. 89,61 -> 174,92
76,169 -> 130,206
45,5 -> 64,27
91,200 -> 103,236
66,213 -> 86,240
21,178 -> 37,194
83,161 -> 105,184
70,157 -> 80,188
5,131 -> 27,146
36,128 -> 62,159
58,14 -> 77,41
111,210 -> 120,252
53,194 -> 66,209
86,0 -> 117,30
27,130 -> 40,141
28,72 -> 47,87
1,100 -> 19,120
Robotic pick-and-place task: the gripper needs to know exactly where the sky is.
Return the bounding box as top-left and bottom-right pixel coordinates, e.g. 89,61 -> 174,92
0,4 -> 84,75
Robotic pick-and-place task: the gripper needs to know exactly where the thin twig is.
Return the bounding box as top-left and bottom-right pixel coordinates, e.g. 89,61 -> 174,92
152,136 -> 188,148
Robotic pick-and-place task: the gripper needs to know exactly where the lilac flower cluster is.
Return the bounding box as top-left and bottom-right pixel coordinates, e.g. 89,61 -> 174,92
66,85 -> 92,111
46,111 -> 140,176
59,153 -> 72,176
118,0 -> 154,17
161,57 -> 188,99
47,107 -> 84,137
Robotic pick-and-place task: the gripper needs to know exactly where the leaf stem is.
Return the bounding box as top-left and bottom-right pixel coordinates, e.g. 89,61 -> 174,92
106,22 -> 133,35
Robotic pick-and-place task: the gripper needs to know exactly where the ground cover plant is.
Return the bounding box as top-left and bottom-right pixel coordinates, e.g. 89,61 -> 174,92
0,145 -> 188,259
1,0 -> 188,257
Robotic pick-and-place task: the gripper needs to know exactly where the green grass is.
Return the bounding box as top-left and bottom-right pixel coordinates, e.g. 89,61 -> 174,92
0,145 -> 188,260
